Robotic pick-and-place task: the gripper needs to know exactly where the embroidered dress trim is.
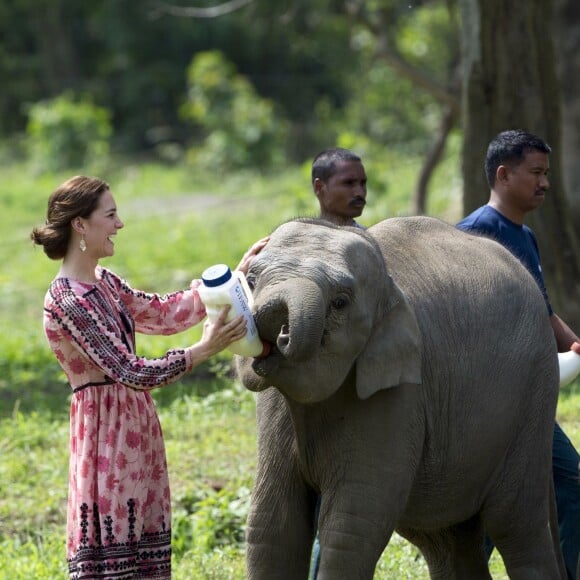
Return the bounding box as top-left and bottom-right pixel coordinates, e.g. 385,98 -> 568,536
68,500 -> 171,579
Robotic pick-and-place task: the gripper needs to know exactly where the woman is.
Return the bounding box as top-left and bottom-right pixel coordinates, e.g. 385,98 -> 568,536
31,175 -> 267,579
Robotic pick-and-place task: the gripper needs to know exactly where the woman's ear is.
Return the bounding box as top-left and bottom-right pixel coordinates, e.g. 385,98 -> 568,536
71,218 -> 85,234
355,278 -> 422,400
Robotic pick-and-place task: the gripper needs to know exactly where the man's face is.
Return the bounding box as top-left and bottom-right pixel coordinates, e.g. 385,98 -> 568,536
314,160 -> 367,223
502,150 -> 550,213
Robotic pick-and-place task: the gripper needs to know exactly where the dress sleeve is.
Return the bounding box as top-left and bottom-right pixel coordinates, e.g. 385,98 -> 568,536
105,270 -> 207,335
49,285 -> 197,390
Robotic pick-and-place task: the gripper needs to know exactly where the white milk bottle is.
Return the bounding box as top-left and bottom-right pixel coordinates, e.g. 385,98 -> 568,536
558,348 -> 580,387
198,264 -> 266,357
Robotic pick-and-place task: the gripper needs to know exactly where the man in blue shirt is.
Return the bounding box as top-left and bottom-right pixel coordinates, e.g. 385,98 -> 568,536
457,129 -> 580,578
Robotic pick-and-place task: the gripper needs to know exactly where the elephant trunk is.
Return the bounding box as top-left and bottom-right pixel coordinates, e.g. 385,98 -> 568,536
254,279 -> 325,362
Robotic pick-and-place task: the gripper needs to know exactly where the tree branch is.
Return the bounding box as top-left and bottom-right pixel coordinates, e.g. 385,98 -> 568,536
374,47 -> 460,112
412,104 -> 458,214
151,0 -> 254,18
351,3 -> 460,112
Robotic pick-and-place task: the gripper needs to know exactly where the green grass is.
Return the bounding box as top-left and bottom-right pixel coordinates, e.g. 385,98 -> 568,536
2,384 -> 578,578
1,147 -> 578,578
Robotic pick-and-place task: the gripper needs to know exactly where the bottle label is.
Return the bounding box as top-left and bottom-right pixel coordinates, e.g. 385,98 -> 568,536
230,281 -> 259,340
198,267 -> 262,356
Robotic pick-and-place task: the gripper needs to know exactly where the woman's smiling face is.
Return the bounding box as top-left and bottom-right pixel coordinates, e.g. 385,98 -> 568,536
81,189 -> 124,258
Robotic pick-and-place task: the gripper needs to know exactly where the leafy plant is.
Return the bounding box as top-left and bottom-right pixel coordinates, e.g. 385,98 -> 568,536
25,93 -> 112,173
181,51 -> 289,169
173,486 -> 250,556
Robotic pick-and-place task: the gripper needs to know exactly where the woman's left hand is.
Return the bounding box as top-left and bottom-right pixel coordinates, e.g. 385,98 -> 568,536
235,236 -> 270,274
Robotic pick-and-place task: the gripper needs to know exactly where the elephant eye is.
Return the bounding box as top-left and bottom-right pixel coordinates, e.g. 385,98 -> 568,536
331,295 -> 349,310
246,274 -> 256,291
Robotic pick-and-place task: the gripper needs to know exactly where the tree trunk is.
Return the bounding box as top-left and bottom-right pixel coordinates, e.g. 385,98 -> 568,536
459,0 -> 580,329
31,0 -> 81,95
412,104 -> 457,215
553,0 -> 580,233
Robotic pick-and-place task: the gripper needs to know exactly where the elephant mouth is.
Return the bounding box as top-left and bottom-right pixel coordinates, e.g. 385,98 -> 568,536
251,342 -> 281,377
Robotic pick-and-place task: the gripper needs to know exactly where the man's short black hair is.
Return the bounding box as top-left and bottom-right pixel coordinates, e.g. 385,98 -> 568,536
485,130 -> 551,188
311,147 -> 362,184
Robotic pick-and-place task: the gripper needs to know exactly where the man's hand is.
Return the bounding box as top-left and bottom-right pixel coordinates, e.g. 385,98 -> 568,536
235,236 -> 270,275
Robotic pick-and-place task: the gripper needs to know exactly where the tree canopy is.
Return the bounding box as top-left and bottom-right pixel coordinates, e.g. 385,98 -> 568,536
0,0 -> 451,160
1,0 -> 578,323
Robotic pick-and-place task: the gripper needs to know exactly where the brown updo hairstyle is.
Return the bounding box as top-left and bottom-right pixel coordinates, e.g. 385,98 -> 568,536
31,176 -> 110,260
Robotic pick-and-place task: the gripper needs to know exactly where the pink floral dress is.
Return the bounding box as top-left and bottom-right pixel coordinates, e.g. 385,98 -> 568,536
43,267 -> 206,579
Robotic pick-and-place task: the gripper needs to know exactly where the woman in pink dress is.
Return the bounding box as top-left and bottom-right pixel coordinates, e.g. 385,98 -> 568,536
31,175 -> 267,579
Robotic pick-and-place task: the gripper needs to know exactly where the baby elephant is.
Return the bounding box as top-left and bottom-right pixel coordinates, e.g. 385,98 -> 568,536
237,216 -> 565,579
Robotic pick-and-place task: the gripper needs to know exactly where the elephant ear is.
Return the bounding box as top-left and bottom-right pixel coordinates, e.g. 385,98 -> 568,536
356,276 -> 422,400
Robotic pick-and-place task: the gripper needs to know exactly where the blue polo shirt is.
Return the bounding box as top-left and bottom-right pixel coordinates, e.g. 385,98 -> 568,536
457,205 -> 552,315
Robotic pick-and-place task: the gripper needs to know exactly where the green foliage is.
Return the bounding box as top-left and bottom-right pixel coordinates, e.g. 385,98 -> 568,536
336,1 -> 459,156
0,532 -> 67,579
165,388 -> 256,558
397,1 -> 459,80
2,382 -> 578,578
171,544 -> 247,579
182,51 -> 288,169
26,92 -> 112,172
0,411 -> 68,545
0,0 -> 464,166
172,486 -> 250,555
339,63 -> 440,151
0,331 -> 66,418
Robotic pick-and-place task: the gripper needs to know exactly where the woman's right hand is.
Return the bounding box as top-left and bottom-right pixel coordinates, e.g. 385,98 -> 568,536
198,305 -> 247,358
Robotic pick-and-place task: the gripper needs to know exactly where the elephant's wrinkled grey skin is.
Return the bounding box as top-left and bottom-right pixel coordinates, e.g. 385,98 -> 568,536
237,217 -> 565,580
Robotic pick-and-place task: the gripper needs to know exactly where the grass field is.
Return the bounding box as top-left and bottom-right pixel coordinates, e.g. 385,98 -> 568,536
1,147 -> 578,578
2,383 -> 578,579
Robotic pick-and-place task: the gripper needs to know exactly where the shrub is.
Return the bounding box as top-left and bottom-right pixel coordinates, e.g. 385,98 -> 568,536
181,51 -> 288,169
172,486 -> 250,556
25,93 -> 112,172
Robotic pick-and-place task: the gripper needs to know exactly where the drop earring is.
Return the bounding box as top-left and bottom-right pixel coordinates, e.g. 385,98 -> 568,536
79,234 -> 87,252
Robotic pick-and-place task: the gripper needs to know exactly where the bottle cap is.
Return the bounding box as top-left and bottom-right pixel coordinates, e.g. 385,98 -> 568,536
201,264 -> 232,287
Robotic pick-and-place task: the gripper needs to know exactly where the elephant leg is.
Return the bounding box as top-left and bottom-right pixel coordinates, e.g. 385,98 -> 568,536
315,523 -> 391,580
314,493 -> 398,580
246,476 -> 316,580
399,517 -> 492,580
484,480 -> 563,580
246,390 -> 320,579
491,527 -> 562,580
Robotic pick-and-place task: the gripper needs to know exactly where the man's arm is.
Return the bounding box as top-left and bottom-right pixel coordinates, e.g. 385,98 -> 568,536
550,313 -> 580,353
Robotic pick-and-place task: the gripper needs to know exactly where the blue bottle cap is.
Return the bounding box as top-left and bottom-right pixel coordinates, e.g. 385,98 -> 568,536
202,264 -> 232,287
